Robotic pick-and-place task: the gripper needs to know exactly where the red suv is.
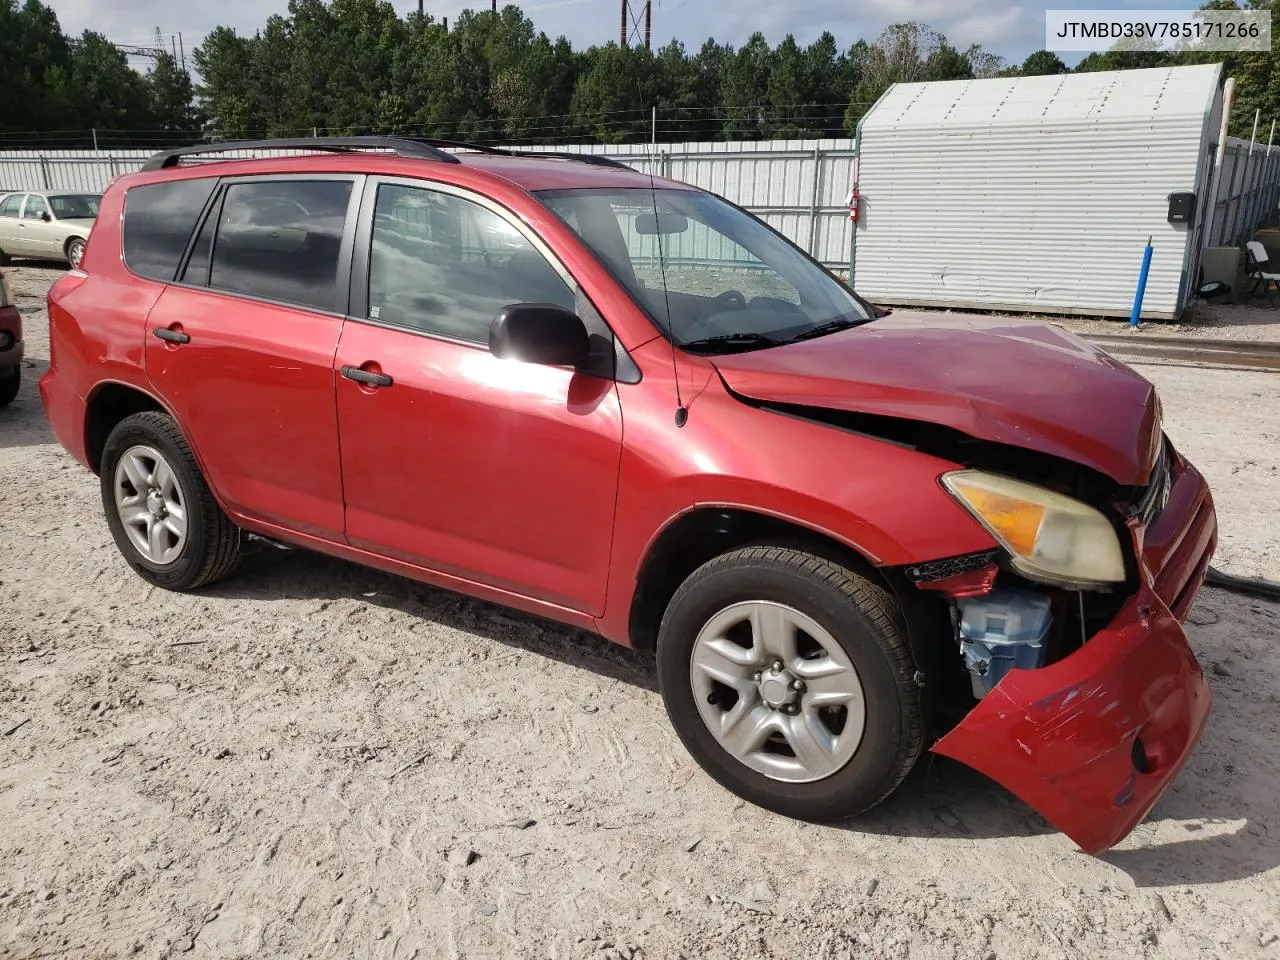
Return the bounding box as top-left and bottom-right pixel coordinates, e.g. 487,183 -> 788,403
40,137 -> 1216,853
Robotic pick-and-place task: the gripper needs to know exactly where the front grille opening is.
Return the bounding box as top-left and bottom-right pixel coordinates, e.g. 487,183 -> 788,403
1129,436 -> 1174,527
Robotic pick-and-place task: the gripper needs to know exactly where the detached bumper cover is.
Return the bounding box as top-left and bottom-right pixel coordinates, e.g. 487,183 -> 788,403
933,461 -> 1216,854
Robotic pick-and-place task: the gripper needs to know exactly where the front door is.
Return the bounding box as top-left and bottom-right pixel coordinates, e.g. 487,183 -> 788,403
18,194 -> 57,258
145,175 -> 360,539
334,179 -> 623,614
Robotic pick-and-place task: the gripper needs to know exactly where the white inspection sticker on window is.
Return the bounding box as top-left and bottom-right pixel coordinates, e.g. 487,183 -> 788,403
370,306 -> 381,319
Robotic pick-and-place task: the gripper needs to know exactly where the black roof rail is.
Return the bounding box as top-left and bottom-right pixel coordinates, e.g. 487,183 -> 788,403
401,137 -> 512,156
140,136 -> 461,171
397,138 -> 637,171
517,151 -> 635,170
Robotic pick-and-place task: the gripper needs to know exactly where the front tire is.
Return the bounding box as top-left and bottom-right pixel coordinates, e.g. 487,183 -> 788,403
656,545 -> 924,822
100,411 -> 241,590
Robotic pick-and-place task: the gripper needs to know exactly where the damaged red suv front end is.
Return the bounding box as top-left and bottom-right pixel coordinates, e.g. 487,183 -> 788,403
934,449 -> 1216,853
708,311 -> 1215,851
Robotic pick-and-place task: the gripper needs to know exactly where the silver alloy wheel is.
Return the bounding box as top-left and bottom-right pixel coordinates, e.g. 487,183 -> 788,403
68,239 -> 84,269
689,600 -> 867,784
113,444 -> 188,565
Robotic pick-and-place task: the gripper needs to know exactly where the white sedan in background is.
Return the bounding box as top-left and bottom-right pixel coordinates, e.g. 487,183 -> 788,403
0,191 -> 100,268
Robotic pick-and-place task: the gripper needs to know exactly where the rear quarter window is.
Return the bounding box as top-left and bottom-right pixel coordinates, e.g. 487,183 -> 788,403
123,179 -> 218,282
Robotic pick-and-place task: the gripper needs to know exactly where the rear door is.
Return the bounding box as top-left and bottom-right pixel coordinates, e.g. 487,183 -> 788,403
333,177 -> 624,613
0,194 -> 28,254
140,174 -> 361,539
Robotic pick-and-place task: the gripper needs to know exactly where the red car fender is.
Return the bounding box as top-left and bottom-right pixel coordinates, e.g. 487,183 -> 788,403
595,339 -> 1000,647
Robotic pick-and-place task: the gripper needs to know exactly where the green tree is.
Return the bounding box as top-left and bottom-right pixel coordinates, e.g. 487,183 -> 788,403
0,0 -> 75,136
843,23 -> 942,133
924,44 -> 973,81
1021,49 -> 1068,75
194,27 -> 264,138
147,52 -> 200,137
765,35 -> 812,137
804,32 -> 848,138
569,43 -> 656,143
719,33 -> 774,139
964,44 -> 1006,78
66,31 -> 157,138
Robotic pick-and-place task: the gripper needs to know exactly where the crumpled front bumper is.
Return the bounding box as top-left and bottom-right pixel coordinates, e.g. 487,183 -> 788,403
933,459 -> 1217,854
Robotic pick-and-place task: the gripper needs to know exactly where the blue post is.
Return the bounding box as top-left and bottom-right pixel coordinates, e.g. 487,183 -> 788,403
1129,236 -> 1153,329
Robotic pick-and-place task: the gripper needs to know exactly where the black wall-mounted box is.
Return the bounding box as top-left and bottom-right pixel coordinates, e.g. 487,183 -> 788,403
1167,191 -> 1196,225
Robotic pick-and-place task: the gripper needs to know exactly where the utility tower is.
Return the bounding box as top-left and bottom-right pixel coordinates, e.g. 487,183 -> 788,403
619,0 -> 652,51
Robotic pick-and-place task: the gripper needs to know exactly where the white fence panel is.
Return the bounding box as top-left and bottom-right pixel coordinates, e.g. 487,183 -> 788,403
0,139 -> 858,269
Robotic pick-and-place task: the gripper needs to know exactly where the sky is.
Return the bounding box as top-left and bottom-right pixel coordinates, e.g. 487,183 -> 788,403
42,0 -> 1200,68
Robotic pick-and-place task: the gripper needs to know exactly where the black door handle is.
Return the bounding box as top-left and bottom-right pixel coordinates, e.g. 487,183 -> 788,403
340,365 -> 393,388
152,327 -> 190,344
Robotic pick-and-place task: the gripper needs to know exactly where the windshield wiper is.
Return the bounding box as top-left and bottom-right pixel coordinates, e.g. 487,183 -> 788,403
679,332 -> 781,353
780,316 -> 874,345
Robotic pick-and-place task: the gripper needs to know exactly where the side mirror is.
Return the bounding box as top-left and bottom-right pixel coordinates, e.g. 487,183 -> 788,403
490,303 -> 590,368
40,211 -> 51,223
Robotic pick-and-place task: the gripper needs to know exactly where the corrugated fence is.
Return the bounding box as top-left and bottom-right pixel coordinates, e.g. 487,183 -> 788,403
1208,135 -> 1280,247
3,135 -> 1275,278
0,140 -> 859,270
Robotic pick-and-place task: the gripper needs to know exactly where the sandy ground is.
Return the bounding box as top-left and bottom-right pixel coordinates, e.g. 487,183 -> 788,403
1,263 -> 1279,960
1053,300 -> 1280,344
899,300 -> 1280,344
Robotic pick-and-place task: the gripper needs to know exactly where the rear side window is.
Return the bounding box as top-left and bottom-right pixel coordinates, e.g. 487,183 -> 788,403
209,180 -> 353,312
123,179 -> 218,282
0,194 -> 22,218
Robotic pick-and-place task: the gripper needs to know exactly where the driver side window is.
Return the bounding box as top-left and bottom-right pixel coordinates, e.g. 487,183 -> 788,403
367,184 -> 575,343
23,196 -> 48,221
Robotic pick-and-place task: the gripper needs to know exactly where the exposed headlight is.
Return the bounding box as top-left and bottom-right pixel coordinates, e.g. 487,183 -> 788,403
942,470 -> 1126,588
0,273 -> 12,308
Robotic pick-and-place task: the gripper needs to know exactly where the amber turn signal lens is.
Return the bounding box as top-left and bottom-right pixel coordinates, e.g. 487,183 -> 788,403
942,470 -> 1126,588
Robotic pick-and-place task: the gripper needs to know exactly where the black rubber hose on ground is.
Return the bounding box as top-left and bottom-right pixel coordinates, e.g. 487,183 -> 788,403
1205,566 -> 1280,601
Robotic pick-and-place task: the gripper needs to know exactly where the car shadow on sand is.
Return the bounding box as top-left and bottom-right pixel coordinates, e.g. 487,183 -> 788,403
204,547 -> 1280,888
0,356 -> 53,448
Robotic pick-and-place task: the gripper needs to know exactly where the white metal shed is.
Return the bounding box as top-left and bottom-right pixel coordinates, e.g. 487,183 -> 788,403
852,64 -> 1225,320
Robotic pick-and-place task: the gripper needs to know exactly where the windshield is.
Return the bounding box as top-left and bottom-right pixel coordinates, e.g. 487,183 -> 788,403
48,194 -> 101,220
537,187 -> 872,351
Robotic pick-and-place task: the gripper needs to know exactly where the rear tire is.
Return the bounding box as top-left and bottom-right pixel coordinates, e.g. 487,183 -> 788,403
100,411 -> 241,590
65,237 -> 85,270
0,366 -> 18,407
656,545 -> 924,822
0,247 -> 10,266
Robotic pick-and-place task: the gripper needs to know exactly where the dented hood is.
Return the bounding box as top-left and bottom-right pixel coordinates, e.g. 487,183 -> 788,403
710,311 -> 1162,485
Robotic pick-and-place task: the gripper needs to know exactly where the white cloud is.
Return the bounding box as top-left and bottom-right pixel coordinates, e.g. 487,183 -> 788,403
39,0 -> 1152,66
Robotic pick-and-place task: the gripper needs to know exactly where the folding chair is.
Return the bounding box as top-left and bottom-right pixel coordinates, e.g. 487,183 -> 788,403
1245,240 -> 1280,307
